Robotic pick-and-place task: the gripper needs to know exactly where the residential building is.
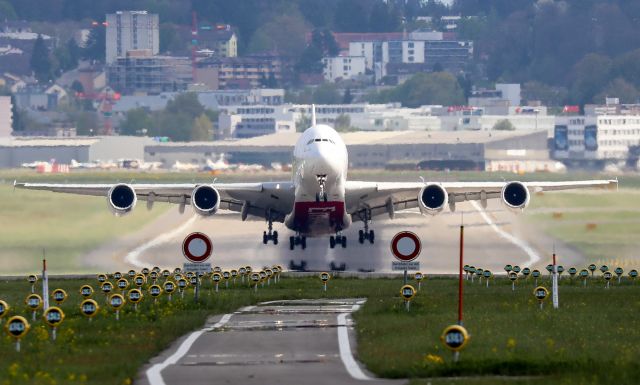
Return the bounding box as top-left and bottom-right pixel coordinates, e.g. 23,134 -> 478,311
106,11 -> 159,64
0,96 -> 11,137
13,84 -> 67,111
196,55 -> 283,90
107,51 -> 192,95
322,56 -> 365,82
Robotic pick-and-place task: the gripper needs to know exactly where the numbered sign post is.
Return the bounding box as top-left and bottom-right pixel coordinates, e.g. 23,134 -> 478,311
97,274 -> 107,283
250,273 -> 261,293
81,299 -> 99,321
414,272 -> 423,290
580,269 -> 589,286
134,275 -> 146,289
522,267 -> 531,279
468,266 -> 476,283
320,272 -> 330,292
127,270 -> 136,279
28,274 -> 37,293
101,281 -> 113,301
212,273 -> 222,292
109,294 -> 125,320
629,269 -> 638,282
614,267 -> 624,284
603,271 -> 613,289
588,264 -> 597,277
5,316 -> 30,352
80,285 -> 94,298
164,281 -> 175,301
117,278 -> 129,292
0,300 -> 9,320
223,271 -> 231,288
483,270 -> 492,287
259,271 -> 267,288
239,267 -> 247,284
533,286 -> 549,310
149,285 -> 162,304
568,267 -> 577,279
51,289 -> 67,305
265,269 -> 273,286
25,294 -> 42,321
391,231 -> 422,284
532,270 -> 541,286
476,268 -> 484,285
177,278 -> 188,299
508,271 -> 518,291
114,272 -> 123,280
441,324 -> 470,362
231,270 -> 238,285
400,285 -> 416,311
128,289 -> 143,310
43,307 -> 64,341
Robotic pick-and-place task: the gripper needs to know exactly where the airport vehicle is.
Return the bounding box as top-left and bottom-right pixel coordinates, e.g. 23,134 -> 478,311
15,107 -> 617,250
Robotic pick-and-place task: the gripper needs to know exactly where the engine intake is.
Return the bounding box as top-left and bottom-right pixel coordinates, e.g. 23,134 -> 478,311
418,184 -> 448,215
501,181 -> 530,212
108,184 -> 137,215
191,185 -> 220,216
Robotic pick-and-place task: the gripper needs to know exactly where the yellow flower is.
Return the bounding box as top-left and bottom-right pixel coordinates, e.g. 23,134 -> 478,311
506,338 -> 517,349
424,353 -> 444,364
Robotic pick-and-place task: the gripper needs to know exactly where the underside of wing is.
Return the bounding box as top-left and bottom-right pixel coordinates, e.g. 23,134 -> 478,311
14,181 -> 296,222
346,179 -> 617,222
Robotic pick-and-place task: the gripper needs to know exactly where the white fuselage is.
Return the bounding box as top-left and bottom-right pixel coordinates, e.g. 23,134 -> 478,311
284,125 -> 350,236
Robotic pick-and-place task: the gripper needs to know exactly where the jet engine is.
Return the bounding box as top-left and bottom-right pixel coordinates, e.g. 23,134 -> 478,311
501,181 -> 530,212
107,184 -> 137,216
418,184 -> 448,215
191,185 -> 221,216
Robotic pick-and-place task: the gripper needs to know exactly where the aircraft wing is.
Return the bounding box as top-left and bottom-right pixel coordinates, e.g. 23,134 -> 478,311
345,179 -> 618,222
14,181 -> 296,222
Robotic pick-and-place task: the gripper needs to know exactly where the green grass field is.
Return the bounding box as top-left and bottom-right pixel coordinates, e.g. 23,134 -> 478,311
0,275 -> 638,385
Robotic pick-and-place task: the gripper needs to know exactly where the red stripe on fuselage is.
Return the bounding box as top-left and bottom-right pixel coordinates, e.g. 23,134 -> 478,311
293,201 -> 345,235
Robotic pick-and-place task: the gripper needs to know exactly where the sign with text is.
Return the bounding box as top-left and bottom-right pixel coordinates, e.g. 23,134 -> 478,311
183,263 -> 212,274
392,261 -> 420,271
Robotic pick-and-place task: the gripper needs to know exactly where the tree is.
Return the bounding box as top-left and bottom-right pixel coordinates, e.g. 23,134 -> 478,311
70,80 -> 84,94
166,93 -> 204,119
569,53 -> 612,105
119,108 -> 153,136
191,114 -> 213,141
248,12 -> 308,57
395,72 -> 465,107
83,27 -> 105,62
313,83 -> 341,104
30,34 -> 52,83
342,88 -> 353,104
368,1 -> 401,32
493,119 -> 516,131
334,0 -> 369,32
594,78 -> 639,104
334,114 -> 351,132
0,1 -> 17,19
296,114 -> 311,132
10,95 -> 24,132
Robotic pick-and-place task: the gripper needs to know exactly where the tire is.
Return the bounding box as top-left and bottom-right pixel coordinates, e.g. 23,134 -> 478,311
301,237 -> 307,249
273,237 -> 278,245
289,236 -> 295,250
263,231 -> 268,245
329,236 -> 335,249
341,236 -> 347,248
369,230 -> 375,244
358,230 -> 364,244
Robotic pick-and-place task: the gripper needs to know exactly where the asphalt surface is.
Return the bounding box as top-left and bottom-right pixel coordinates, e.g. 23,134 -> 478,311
85,199 -> 586,274
137,299 -> 402,385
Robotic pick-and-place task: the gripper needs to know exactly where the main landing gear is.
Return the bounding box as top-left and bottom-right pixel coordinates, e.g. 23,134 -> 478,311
329,234 -> 347,249
289,234 -> 307,250
263,216 -> 278,245
357,208 -> 375,244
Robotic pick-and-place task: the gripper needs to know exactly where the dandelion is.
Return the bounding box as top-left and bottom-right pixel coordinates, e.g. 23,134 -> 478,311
506,337 -> 517,349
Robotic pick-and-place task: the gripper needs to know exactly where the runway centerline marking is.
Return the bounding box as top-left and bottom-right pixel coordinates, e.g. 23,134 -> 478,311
124,215 -> 197,268
146,313 -> 233,385
337,302 -> 372,381
471,201 -> 541,266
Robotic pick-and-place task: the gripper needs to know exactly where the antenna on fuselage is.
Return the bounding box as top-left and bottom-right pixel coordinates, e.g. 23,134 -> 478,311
311,104 -> 316,127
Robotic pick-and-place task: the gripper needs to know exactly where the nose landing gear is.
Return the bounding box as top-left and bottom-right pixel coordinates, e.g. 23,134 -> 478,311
263,213 -> 278,245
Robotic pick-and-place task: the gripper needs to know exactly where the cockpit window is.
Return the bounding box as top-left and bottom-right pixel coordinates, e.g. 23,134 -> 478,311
307,138 -> 335,144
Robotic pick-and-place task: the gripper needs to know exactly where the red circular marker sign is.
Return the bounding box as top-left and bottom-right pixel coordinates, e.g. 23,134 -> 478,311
182,232 -> 212,263
391,231 -> 421,262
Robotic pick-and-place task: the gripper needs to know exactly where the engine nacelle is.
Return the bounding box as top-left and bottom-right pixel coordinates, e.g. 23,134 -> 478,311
501,181 -> 530,212
191,185 -> 221,216
418,184 -> 448,215
108,184 -> 137,216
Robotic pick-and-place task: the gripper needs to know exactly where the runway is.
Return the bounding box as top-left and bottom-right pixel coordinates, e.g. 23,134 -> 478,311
81,199 -> 586,274
138,299 -> 402,385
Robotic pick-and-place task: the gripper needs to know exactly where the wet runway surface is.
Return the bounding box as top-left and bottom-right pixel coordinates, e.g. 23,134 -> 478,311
85,199 -> 586,275
138,299 -> 403,385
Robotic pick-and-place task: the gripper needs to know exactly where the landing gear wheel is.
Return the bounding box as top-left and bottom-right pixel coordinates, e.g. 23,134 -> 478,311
358,230 -> 364,244
330,236 -> 336,249
341,236 -> 347,248
263,231 -> 268,245
289,236 -> 295,250
273,231 -> 279,245
369,230 -> 375,244
301,237 -> 307,250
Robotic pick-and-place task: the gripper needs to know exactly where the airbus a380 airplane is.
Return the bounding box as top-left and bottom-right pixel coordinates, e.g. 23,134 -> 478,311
16,108 -> 617,251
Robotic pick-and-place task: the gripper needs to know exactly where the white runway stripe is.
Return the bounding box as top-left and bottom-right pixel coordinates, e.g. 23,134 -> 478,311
337,303 -> 371,381
124,215 -> 198,268
471,201 -> 541,266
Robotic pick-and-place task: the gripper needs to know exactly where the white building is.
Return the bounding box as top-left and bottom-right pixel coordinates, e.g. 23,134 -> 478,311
106,11 -> 159,64
0,96 -> 11,137
322,56 -> 366,82
554,115 -> 640,161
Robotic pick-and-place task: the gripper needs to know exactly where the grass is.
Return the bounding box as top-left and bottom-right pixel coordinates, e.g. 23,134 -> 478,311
525,190 -> 640,264
0,275 -> 639,384
0,185 -> 169,274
